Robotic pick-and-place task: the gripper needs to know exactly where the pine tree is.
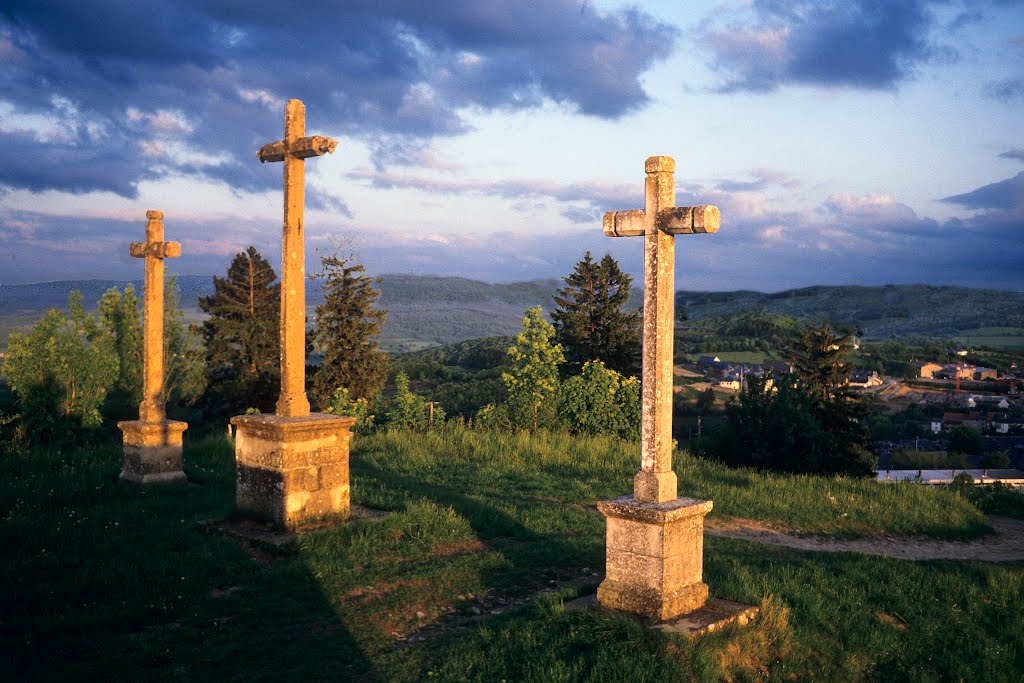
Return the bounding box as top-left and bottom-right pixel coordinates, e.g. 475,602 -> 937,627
310,253 -> 388,407
785,321 -> 853,401
198,246 -> 280,411
551,252 -> 640,376
502,306 -> 564,431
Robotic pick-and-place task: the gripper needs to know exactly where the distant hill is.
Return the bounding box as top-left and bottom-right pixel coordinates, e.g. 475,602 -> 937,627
676,285 -> 1024,340
1,277 -> 1021,351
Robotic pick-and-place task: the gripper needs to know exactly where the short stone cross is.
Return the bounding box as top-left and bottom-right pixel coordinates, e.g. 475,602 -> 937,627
129,210 -> 181,423
257,98 -> 338,417
117,210 -> 187,485
603,156 -> 719,503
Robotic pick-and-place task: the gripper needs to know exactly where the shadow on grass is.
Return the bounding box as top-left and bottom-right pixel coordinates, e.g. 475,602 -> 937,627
0,436 -> 379,681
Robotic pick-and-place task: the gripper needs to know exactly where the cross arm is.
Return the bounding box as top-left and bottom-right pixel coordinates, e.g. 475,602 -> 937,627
603,210 -> 646,237
130,241 -> 181,259
257,135 -> 339,163
656,205 -> 720,235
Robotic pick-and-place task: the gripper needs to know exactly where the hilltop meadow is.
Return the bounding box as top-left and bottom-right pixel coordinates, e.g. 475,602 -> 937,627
2,427 -> 1022,681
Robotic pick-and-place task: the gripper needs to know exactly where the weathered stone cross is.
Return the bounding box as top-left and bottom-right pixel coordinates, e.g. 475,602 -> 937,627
257,99 -> 338,417
604,156 -> 719,503
129,210 -> 181,423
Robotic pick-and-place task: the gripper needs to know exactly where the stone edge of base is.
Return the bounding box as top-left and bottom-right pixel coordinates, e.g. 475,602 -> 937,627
597,578 -> 709,621
597,494 -> 713,524
230,412 -> 357,438
119,470 -> 188,485
565,592 -> 758,638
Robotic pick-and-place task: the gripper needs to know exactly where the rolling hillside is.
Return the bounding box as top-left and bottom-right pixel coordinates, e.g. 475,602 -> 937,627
1,277 -> 1021,351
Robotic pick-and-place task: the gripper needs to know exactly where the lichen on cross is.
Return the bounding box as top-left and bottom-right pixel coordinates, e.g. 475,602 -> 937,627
256,99 -> 338,418
129,210 -> 180,424
604,156 -> 720,503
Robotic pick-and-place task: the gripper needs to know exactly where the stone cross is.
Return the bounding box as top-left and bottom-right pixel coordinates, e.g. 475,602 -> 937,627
129,210 -> 181,423
257,99 -> 338,417
604,156 -> 719,503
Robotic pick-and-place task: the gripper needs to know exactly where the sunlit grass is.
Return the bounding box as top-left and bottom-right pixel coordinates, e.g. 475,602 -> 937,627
1,428 -> 1019,681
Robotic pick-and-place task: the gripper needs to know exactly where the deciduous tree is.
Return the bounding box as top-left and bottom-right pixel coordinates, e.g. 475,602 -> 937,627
4,292 -> 117,440
557,360 -> 639,439
502,306 -> 564,431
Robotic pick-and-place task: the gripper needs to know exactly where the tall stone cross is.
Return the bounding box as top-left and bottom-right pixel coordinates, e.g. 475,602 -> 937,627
257,99 -> 338,417
604,156 -> 719,503
129,210 -> 181,423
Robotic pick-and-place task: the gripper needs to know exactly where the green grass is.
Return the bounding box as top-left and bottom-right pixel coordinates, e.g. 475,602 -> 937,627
1,427 -> 1020,681
953,327 -> 1024,351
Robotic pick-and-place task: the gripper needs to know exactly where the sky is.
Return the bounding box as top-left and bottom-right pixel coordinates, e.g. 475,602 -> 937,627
0,0 -> 1022,292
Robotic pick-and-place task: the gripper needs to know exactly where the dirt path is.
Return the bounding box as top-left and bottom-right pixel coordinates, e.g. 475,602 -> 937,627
705,515 -> 1024,562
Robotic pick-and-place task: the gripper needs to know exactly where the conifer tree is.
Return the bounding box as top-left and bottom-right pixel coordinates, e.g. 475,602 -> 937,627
785,321 -> 853,401
310,253 -> 388,407
551,252 -> 640,376
198,246 -> 280,411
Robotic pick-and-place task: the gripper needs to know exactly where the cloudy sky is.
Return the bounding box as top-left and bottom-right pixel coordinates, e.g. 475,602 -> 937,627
1,0 -> 1021,291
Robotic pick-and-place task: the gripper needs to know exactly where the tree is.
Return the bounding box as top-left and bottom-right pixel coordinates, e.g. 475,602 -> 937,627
98,284 -> 143,416
551,252 -> 641,376
711,376 -> 874,476
385,372 -> 445,429
557,360 -> 639,440
162,275 -> 206,408
785,321 -> 853,401
99,278 -> 205,417
198,246 -> 280,412
695,387 -> 717,414
502,306 -> 565,431
3,292 -> 117,440
310,252 -> 388,408
948,425 -> 983,456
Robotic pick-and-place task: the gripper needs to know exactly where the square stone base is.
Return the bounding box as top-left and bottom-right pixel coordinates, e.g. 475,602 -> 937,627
597,494 -> 713,622
230,412 -> 357,530
117,419 -> 189,485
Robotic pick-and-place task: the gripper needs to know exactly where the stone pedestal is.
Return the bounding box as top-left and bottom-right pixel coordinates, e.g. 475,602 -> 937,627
117,420 -> 189,484
230,412 -> 357,529
597,494 -> 713,622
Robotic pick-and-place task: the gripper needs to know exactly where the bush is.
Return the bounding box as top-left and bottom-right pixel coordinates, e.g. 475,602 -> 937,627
556,360 -> 639,440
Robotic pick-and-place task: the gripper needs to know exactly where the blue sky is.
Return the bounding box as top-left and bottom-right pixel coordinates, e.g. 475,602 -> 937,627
1,0 -> 1021,291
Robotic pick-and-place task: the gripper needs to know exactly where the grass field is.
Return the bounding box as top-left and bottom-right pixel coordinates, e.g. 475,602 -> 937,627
953,326 -> 1024,351
698,351 -> 782,364
2,427 -> 1021,681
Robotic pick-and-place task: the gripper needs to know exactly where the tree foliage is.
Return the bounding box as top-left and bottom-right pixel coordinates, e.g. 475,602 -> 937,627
198,246 -> 280,412
500,307 -> 564,431
551,252 -> 640,376
97,278 -> 205,418
98,284 -> 143,416
386,372 -> 444,429
710,320 -> 874,477
3,292 -> 117,439
557,360 -> 639,440
162,275 -> 206,408
310,252 -> 388,407
785,321 -> 853,401
711,376 -> 874,476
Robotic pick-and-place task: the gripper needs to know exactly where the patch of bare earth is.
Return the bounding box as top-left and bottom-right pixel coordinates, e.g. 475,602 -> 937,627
706,515 -> 1024,562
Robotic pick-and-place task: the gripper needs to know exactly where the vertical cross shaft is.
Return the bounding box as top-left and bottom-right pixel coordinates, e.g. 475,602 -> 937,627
257,99 -> 338,418
639,156 -> 678,502
603,156 -> 720,503
279,100 -> 310,417
129,210 -> 181,423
